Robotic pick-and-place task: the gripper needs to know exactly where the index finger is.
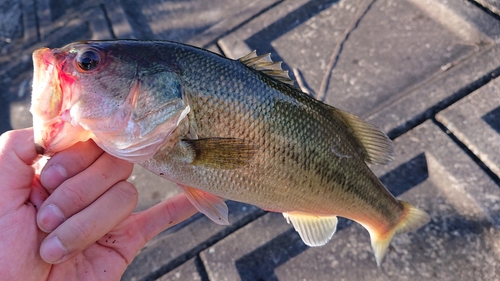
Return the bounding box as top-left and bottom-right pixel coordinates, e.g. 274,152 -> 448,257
40,139 -> 104,193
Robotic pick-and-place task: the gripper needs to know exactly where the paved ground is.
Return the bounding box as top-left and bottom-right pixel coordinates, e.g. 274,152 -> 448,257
2,0 -> 500,280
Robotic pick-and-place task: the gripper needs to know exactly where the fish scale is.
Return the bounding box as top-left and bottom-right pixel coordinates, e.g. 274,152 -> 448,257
151,46 -> 389,217
30,40 -> 429,265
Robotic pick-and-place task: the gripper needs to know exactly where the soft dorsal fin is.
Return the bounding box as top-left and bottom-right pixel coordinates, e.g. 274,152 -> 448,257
239,51 -> 296,86
327,106 -> 395,165
283,212 -> 338,246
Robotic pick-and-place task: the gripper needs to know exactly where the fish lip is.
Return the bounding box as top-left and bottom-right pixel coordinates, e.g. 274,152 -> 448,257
32,120 -> 79,156
31,47 -> 55,156
32,117 -> 57,155
31,47 -> 59,120
35,143 -> 45,155
31,47 -> 71,155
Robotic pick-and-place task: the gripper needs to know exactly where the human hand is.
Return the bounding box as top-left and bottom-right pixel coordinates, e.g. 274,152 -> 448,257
0,128 -> 197,281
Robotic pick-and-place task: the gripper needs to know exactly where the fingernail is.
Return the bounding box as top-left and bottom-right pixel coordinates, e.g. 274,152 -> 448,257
41,164 -> 67,189
38,204 -> 65,233
40,236 -> 67,263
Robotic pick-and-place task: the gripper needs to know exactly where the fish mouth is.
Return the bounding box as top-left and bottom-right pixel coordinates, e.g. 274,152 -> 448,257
35,143 -> 45,154
31,47 -> 59,154
31,47 -> 92,155
33,118 -> 77,155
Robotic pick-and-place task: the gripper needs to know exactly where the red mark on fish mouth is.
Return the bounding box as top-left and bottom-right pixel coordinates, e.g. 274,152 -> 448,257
56,60 -> 75,88
35,119 -> 65,155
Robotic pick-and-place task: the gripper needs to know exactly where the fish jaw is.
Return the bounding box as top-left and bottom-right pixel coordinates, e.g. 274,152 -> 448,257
31,47 -> 93,154
32,115 -> 93,155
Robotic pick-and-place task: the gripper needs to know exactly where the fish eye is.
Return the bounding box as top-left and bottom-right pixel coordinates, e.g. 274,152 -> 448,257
76,49 -> 100,71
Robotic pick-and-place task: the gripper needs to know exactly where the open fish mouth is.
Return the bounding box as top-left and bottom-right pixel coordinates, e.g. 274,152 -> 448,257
30,47 -> 92,155
31,47 -> 63,154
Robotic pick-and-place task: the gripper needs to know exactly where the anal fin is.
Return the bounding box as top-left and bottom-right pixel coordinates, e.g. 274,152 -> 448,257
283,212 -> 338,246
177,183 -> 229,225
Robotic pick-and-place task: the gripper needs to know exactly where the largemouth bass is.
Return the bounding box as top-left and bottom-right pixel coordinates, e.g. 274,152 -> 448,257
30,40 -> 429,265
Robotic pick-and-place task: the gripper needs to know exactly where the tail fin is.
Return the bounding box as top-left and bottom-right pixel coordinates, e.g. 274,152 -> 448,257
369,201 -> 430,266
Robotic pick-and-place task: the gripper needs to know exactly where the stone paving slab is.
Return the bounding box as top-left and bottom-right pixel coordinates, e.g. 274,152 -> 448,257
157,258 -> 203,281
119,0 -> 264,43
200,120 -> 500,281
436,76 -> 500,178
123,202 -> 264,280
200,212 -> 299,281
185,0 -> 280,49
218,0 -> 500,133
475,0 -> 500,15
367,43 -> 500,136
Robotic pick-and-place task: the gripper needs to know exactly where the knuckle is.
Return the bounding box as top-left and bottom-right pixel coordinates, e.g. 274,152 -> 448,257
61,182 -> 90,209
70,217 -> 95,241
55,147 -> 87,171
103,154 -> 134,179
72,150 -> 90,170
114,181 -> 138,203
123,161 -> 134,176
49,140 -> 101,175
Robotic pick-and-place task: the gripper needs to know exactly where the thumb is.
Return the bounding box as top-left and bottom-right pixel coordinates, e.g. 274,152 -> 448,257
0,128 -> 40,211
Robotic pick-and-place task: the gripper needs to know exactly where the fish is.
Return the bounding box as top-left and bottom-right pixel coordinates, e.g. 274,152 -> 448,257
30,40 -> 430,265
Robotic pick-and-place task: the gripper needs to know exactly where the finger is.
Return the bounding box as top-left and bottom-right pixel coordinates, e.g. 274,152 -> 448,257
40,139 -> 104,192
37,153 -> 133,233
0,128 -> 38,186
39,181 -> 138,264
135,193 -> 198,241
94,193 -> 198,264
29,175 -> 49,211
0,128 -> 39,213
0,128 -> 38,167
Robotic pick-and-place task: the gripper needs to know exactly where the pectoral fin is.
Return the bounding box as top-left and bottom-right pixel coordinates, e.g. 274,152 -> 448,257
177,183 -> 229,225
283,212 -> 338,246
183,138 -> 259,169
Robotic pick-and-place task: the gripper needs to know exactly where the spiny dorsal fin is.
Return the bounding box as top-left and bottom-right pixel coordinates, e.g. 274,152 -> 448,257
239,51 -> 296,86
327,106 -> 395,165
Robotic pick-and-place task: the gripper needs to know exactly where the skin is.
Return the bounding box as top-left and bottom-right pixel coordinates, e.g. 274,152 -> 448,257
0,128 -> 197,281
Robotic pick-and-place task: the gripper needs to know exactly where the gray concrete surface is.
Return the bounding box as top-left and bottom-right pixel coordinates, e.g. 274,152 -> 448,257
436,78 -> 500,178
1,0 -> 500,280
